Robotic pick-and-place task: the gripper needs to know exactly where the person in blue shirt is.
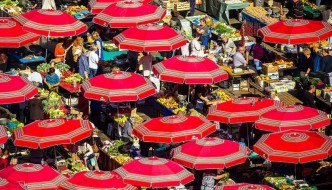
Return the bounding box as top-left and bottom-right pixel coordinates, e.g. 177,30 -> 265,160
43,67 -> 60,91
92,31 -> 104,61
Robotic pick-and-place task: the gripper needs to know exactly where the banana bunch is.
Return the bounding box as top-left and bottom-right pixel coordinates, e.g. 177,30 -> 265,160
114,115 -> 128,124
157,97 -> 167,105
256,74 -> 270,81
173,107 -> 186,114
216,89 -> 232,103
114,155 -> 133,165
157,97 -> 179,109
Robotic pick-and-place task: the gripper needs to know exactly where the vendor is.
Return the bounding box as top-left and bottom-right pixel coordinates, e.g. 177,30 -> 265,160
304,85 -> 317,109
292,0 -> 304,19
0,53 -> 8,72
196,18 -> 209,49
54,39 -> 65,62
221,35 -> 236,56
300,48 -> 314,77
246,37 -> 268,74
233,46 -> 248,69
43,67 -> 60,91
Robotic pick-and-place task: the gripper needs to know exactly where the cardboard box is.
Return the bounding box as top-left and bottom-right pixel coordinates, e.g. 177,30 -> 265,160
285,81 -> 296,90
240,80 -> 248,87
258,80 -> 265,88
267,72 -> 279,80
233,83 -> 240,91
263,64 -> 279,74
270,82 -> 288,93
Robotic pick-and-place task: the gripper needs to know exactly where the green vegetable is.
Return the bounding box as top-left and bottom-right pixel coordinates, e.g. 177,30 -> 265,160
37,63 -> 50,73
55,62 -> 70,72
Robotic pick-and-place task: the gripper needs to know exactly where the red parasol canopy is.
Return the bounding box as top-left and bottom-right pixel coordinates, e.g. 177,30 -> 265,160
258,19 -> 332,44
0,125 -> 8,145
59,171 -> 138,190
113,23 -> 187,51
114,157 -> 194,188
13,9 -> 87,37
0,177 -> 25,190
81,71 -> 156,102
255,105 -> 330,132
12,119 -> 94,149
89,0 -> 151,14
0,18 -> 39,48
152,56 -> 228,84
207,97 -> 281,124
133,115 -> 216,143
254,130 -> 332,163
172,138 -> 250,169
0,74 -> 38,104
0,163 -> 67,190
215,183 -> 275,190
93,1 -> 165,28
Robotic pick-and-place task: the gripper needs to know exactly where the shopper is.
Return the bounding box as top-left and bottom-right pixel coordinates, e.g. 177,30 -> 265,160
0,53 -> 8,72
92,31 -> 104,61
196,18 -> 209,49
136,52 -> 156,77
320,49 -> 332,73
28,66 -> 43,87
87,45 -> 99,78
300,48 -> 314,77
190,33 -> 202,56
54,39 -> 65,62
246,37 -> 268,74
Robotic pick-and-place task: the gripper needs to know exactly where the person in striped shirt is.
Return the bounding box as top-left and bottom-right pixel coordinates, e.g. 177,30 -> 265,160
293,0 -> 304,19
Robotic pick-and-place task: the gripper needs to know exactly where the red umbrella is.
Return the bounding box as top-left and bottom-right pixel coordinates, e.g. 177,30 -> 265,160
93,1 -> 165,28
255,105 -> 330,132
152,56 -> 228,84
133,115 -> 216,143
114,157 -> 194,188
0,177 -> 25,189
12,119 -> 94,149
254,130 -> 332,163
0,18 -> 39,48
0,74 -> 38,104
215,183 -> 274,190
0,163 -> 67,190
0,125 -> 8,145
113,23 -> 187,51
207,97 -> 281,124
59,171 -> 138,190
89,0 -> 151,14
13,9 -> 87,37
258,19 -> 332,44
172,138 -> 250,169
81,71 -> 156,102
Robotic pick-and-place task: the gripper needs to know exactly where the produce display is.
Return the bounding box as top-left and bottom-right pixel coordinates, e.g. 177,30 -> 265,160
7,118 -> 24,135
157,97 -> 179,109
215,89 -> 233,103
65,157 -> 89,173
42,92 -> 65,119
37,88 -> 49,97
64,5 -> 88,15
103,42 -> 119,52
37,63 -> 51,73
55,62 -> 70,73
0,0 -> 21,15
64,73 -> 84,83
114,114 -> 128,124
173,107 -> 186,114
244,7 -> 278,25
104,140 -> 134,165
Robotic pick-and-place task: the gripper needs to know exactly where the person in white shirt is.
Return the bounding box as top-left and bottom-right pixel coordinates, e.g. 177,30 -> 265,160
136,52 -> 156,77
190,33 -> 202,57
87,45 -> 99,78
28,66 -> 43,87
42,0 -> 56,10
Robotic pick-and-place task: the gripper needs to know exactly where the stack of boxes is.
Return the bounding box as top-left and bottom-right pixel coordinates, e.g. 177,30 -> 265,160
262,63 -> 279,80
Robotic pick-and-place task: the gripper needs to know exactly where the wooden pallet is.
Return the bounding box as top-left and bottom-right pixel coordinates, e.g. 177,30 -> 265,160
174,2 -> 190,11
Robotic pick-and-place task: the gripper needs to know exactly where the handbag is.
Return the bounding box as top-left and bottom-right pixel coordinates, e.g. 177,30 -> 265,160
92,138 -> 99,153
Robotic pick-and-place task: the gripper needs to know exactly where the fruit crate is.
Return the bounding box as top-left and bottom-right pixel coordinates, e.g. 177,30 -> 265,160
162,1 -> 174,9
174,2 -> 190,11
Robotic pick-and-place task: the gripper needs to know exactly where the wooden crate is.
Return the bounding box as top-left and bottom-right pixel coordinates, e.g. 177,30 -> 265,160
162,1 -> 174,9
170,0 -> 178,2
174,2 -> 190,11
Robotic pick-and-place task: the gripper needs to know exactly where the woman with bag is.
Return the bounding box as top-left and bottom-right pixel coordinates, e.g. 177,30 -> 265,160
91,130 -> 102,171
78,139 -> 95,170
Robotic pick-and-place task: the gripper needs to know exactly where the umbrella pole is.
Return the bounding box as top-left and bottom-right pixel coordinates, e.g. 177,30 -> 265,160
295,164 -> 297,179
188,85 -> 190,102
54,146 -> 56,166
246,123 -> 250,147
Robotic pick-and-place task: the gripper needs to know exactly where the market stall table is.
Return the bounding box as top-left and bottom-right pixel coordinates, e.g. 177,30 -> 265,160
149,97 -> 175,117
277,92 -> 303,106
103,49 -> 127,61
99,150 -> 123,171
241,11 -> 267,37
206,1 -> 249,24
19,56 -> 45,64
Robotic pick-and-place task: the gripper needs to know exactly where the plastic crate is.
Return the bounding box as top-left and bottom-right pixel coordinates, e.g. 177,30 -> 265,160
174,2 -> 190,11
